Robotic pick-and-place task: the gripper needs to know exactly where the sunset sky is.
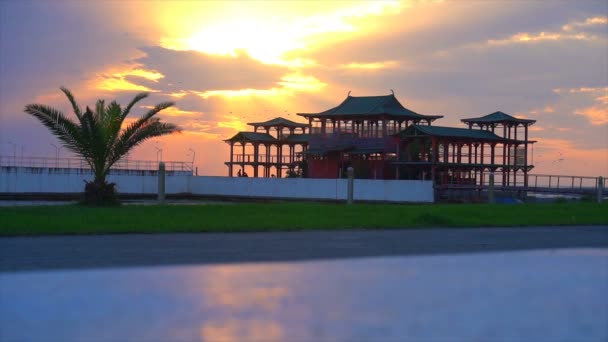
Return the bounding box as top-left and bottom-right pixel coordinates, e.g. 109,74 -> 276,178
0,0 -> 606,176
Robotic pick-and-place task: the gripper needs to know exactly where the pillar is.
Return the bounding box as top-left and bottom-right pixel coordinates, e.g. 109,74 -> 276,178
277,145 -> 283,178
524,124 -> 529,187
241,142 -> 246,174
229,142 -> 234,177
253,143 -> 259,178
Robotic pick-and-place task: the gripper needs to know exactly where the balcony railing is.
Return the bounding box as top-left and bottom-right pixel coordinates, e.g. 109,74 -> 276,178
232,154 -> 301,164
0,155 -> 193,172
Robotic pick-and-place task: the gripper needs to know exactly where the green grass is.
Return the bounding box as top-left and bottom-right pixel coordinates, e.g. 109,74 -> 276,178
1,202 -> 607,236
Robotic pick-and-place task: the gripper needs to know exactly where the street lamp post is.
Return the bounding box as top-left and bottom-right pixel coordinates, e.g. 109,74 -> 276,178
51,143 -> 61,167
8,141 -> 16,164
188,148 -> 196,175
154,147 -> 163,164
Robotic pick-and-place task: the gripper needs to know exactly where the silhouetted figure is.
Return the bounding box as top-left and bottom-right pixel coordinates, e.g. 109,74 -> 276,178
242,171 -> 249,177
237,169 -> 242,177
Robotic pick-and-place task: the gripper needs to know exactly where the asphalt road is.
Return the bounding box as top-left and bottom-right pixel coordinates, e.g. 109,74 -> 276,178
1,226 -> 607,272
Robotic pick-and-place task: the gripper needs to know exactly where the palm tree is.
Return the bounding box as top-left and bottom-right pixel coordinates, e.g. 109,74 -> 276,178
24,87 -> 181,205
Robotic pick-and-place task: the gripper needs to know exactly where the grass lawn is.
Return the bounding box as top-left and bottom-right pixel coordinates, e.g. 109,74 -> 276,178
1,202 -> 607,236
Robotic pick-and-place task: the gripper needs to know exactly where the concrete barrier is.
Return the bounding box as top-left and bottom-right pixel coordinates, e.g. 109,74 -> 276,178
0,167 -> 434,203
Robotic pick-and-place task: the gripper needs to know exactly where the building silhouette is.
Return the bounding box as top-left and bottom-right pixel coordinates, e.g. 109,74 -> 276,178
225,92 -> 536,187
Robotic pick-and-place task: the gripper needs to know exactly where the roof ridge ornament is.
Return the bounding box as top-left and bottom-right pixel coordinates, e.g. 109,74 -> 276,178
390,89 -> 394,95
347,90 -> 351,97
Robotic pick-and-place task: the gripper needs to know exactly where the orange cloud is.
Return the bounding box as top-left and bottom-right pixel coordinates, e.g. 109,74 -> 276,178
574,106 -> 608,125
488,32 -> 597,45
563,16 -> 608,31
596,95 -> 608,105
489,16 -> 607,46
93,67 -> 164,92
140,105 -> 201,117
553,87 -> 608,94
339,61 -> 400,70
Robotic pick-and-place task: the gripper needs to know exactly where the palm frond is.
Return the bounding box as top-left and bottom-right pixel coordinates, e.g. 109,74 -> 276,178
121,92 -> 149,121
94,99 -> 106,123
114,101 -> 175,151
109,120 -> 180,169
60,87 -> 83,121
24,104 -> 88,158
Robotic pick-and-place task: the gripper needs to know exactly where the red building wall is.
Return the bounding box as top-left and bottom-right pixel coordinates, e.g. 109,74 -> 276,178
308,158 -> 395,179
308,159 -> 340,179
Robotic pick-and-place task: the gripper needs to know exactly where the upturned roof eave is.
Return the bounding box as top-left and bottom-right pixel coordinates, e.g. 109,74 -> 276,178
247,117 -> 309,128
297,112 -> 443,120
461,111 -> 536,125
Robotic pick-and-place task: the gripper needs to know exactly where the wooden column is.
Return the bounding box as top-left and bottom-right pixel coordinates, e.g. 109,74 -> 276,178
241,142 -> 246,174
513,124 -> 518,186
277,145 -> 283,178
480,142 -> 485,186
502,125 -> 507,186
524,124 -> 529,187
382,118 -> 387,137
474,143 -> 479,185
266,144 -> 272,177
229,142 -> 234,177
253,143 -> 259,178
431,138 -> 438,181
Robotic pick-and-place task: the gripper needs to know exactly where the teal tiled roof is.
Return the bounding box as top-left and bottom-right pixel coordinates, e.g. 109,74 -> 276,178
247,117 -> 308,128
225,132 -> 276,143
462,111 -> 536,125
298,94 -> 442,120
397,125 -> 524,142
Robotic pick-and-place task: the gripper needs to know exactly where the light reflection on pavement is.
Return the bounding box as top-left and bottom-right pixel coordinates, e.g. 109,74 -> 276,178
1,249 -> 607,342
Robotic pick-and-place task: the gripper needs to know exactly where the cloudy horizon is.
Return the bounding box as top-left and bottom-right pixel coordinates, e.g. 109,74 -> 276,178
1,0 -> 606,176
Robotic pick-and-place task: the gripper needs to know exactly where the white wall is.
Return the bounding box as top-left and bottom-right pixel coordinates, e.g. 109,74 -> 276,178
0,167 -> 434,202
188,177 -> 433,202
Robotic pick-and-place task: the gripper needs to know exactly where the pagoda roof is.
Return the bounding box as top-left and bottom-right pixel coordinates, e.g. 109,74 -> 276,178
297,94 -> 443,121
224,132 -> 276,143
461,111 -> 536,126
247,117 -> 308,128
396,125 -> 528,143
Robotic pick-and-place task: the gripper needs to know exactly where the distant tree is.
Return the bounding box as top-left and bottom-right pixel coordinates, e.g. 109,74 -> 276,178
24,87 -> 180,205
285,169 -> 301,178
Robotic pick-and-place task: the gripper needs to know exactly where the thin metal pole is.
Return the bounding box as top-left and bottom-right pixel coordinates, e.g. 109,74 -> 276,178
488,172 -> 495,204
347,167 -> 354,205
158,162 -> 166,204
598,176 -> 604,203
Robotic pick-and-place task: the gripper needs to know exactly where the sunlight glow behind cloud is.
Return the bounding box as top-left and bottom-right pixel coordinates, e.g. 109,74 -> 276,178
157,1 -> 402,65
94,68 -> 164,92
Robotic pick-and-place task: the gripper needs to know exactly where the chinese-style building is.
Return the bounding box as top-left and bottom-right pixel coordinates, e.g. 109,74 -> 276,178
224,92 -> 536,187
224,117 -> 309,178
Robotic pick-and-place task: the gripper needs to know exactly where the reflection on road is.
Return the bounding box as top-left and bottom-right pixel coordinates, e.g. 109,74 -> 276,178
1,249 -> 607,341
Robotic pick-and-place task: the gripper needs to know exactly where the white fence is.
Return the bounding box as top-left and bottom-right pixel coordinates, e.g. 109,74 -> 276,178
0,167 -> 434,203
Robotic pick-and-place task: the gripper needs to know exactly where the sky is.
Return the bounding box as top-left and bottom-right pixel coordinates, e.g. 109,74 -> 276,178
0,0 -> 606,176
